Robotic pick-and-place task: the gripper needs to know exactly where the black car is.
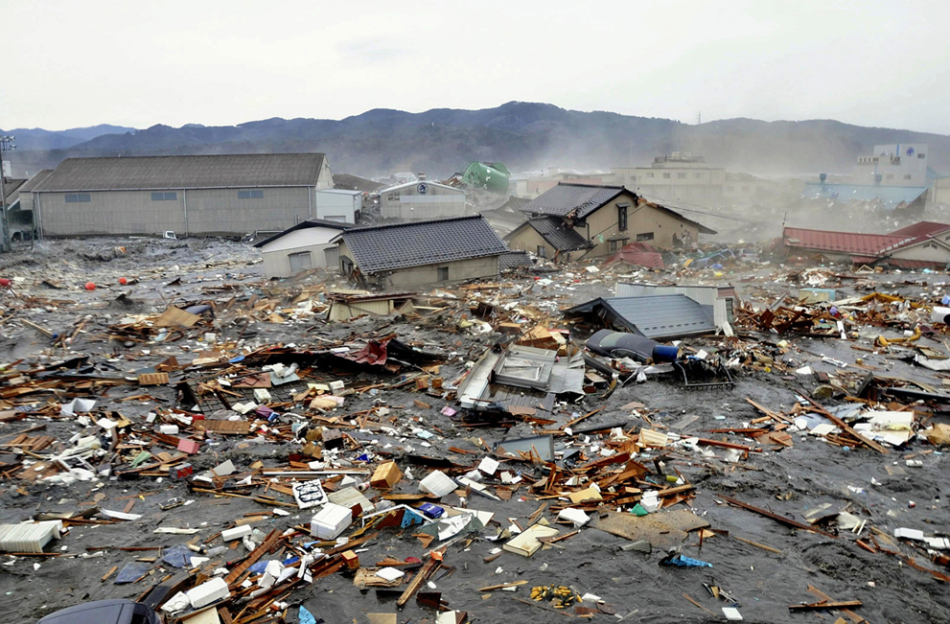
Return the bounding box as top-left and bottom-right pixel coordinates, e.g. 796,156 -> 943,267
37,599 -> 161,624
585,329 -> 678,363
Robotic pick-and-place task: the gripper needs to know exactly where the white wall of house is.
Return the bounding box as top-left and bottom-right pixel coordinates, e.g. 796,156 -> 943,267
259,226 -> 343,277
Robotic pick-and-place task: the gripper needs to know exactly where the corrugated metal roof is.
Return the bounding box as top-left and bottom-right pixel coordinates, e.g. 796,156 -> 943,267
17,170 -> 54,194
527,216 -> 592,251
888,221 -> 950,239
341,215 -> 508,273
802,183 -> 928,209
32,153 -> 327,191
377,181 -> 464,195
565,295 -> 716,340
783,227 -> 911,256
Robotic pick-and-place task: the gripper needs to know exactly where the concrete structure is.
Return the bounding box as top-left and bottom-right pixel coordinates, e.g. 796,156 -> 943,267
505,183 -> 714,262
614,153 -> 725,203
253,219 -> 349,278
20,153 -> 333,237
802,181 -> 928,212
314,189 -> 361,223
376,181 -> 467,220
854,144 -> 930,187
932,178 -> 950,205
334,216 -> 508,290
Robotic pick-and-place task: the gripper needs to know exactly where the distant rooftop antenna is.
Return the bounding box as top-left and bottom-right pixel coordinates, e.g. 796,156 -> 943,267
697,112 -> 701,125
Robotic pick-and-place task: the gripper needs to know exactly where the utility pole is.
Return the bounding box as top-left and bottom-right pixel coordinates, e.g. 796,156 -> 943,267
0,136 -> 15,252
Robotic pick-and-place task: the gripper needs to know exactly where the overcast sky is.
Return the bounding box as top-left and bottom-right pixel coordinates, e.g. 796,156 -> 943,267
3,0 -> 949,134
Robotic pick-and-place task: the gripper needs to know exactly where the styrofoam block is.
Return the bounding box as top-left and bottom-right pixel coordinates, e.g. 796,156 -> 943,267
186,576 -> 230,609
160,424 -> 180,435
419,471 -> 457,497
478,457 -> 499,475
221,525 -> 253,541
311,503 -> 352,540
0,521 -> 62,554
557,508 -> 590,528
895,527 -> 925,541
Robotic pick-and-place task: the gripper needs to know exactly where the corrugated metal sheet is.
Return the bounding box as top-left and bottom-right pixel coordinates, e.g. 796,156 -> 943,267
566,295 -> 716,340
783,227 -> 910,256
888,221 -> 950,238
802,183 -> 928,210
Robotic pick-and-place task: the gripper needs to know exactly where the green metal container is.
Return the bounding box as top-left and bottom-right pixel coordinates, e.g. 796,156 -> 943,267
462,161 -> 510,194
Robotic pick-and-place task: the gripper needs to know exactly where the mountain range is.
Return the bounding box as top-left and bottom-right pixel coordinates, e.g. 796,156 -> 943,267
4,102 -> 949,181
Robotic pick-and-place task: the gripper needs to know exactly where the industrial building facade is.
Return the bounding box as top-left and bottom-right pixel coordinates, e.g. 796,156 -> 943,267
18,153 -> 333,237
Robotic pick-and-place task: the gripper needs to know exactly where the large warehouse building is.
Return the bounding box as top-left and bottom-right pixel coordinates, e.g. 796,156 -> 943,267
19,153 -> 333,237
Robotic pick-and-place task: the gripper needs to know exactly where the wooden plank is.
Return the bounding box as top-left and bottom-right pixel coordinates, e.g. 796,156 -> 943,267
719,495 -> 836,538
802,394 -> 888,455
789,601 -> 862,611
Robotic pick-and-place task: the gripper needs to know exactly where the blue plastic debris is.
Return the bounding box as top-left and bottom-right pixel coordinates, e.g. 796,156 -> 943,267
298,605 -> 322,624
661,554 -> 712,568
400,507 -> 427,528
161,544 -> 192,569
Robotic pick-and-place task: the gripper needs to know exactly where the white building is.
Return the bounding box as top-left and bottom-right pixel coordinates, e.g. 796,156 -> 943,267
377,181 -> 468,220
314,189 -> 361,223
613,153 -> 725,203
254,219 -> 349,278
854,144 -> 930,187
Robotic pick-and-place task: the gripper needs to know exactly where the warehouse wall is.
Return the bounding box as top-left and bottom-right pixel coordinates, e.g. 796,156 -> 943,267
36,187 -> 315,236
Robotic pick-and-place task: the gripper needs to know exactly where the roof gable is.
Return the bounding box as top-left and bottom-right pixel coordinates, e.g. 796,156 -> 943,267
254,219 -> 350,248
783,226 -> 911,256
341,216 -> 508,273
34,153 -> 327,192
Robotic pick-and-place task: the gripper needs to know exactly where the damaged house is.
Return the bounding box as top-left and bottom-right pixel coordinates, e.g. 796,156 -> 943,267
333,215 -> 509,290
783,221 -> 950,268
254,219 -> 350,278
504,182 -> 715,261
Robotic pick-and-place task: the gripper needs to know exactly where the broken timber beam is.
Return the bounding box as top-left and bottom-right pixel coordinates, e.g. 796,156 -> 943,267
719,495 -> 837,538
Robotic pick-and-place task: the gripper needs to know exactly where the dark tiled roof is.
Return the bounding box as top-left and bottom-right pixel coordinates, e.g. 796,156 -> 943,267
499,250 -> 533,271
527,216 -> 592,251
254,219 -> 351,248
33,153 -> 327,191
342,216 -> 508,273
520,183 -> 624,219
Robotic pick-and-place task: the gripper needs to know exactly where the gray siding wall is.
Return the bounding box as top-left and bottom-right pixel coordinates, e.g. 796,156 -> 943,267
261,242 -> 337,278
36,187 -> 314,236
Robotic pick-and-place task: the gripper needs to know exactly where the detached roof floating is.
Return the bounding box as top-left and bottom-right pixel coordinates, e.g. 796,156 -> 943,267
565,295 -> 717,341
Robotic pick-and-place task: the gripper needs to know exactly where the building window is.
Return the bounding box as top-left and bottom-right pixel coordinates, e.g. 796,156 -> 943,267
662,173 -> 671,179
437,266 -> 449,281
919,153 -> 926,159
636,232 -> 654,242
536,245 -> 547,258
65,193 -> 91,203
904,174 -> 912,180
238,190 -> 264,199
608,239 -> 627,253
693,173 -> 702,179
151,192 -> 177,201
646,172 -> 654,178
618,205 -> 628,231
676,173 -> 687,179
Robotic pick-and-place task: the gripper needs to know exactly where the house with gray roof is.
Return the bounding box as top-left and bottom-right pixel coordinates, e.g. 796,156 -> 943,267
565,294 -> 717,340
18,153 -> 333,237
506,182 -> 715,261
333,215 -> 509,290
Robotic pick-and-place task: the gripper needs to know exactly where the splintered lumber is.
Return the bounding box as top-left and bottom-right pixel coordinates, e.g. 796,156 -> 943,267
802,395 -> 888,455
732,535 -> 783,554
397,553 -> 442,607
478,580 -> 529,592
225,528 -> 281,584
789,600 -> 863,611
719,495 -> 836,538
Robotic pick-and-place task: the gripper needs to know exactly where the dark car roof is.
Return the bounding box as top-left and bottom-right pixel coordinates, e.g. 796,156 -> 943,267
37,599 -> 157,624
